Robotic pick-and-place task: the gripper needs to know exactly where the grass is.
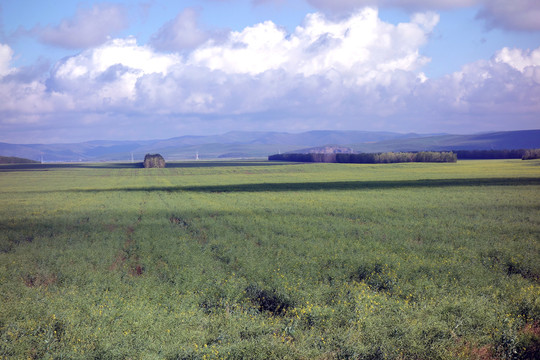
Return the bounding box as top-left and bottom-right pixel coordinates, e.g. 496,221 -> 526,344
0,160 -> 539,359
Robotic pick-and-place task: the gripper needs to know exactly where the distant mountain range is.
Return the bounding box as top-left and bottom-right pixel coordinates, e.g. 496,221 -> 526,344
0,130 -> 538,162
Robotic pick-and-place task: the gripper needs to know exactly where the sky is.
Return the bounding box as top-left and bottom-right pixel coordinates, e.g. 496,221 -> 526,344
1,0 -> 539,144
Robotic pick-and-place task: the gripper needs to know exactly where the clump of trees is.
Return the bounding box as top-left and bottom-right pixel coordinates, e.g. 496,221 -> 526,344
143,154 -> 166,168
522,149 -> 540,160
269,151 -> 457,163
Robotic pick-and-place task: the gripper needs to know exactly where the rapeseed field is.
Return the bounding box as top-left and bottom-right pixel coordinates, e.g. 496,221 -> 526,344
0,160 -> 539,359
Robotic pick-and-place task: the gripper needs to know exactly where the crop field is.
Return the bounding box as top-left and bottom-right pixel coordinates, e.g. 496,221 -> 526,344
1,160 -> 539,359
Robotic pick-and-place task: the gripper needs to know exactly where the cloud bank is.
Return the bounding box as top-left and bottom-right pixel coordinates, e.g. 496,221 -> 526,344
1,9 -> 539,142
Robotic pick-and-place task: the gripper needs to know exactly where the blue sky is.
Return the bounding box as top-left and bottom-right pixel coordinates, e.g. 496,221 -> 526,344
1,0 -> 539,143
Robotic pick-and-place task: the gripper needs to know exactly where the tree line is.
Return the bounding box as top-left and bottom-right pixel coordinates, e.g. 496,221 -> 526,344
453,149 -> 539,160
269,149 -> 540,163
269,151 -> 458,163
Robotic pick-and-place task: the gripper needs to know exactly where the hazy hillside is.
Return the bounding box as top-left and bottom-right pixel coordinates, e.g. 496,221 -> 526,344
0,131 -> 415,162
348,130 -> 540,153
0,130 -> 538,162
0,156 -> 39,164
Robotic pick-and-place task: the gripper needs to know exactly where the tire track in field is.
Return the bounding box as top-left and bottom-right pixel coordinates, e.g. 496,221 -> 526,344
154,183 -> 262,290
110,175 -> 190,277
159,190 -> 250,276
153,182 -> 299,316
109,193 -> 146,277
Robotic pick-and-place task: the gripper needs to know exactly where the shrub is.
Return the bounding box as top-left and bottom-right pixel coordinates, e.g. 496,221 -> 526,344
245,284 -> 293,315
350,262 -> 396,292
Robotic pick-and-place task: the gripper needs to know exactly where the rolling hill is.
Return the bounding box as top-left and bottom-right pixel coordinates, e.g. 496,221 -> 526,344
0,130 -> 538,162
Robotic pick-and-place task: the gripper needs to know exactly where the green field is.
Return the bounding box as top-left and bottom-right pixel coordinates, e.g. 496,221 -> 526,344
1,160 -> 539,359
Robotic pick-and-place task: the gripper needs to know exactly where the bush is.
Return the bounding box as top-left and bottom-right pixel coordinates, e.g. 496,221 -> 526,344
350,262 -> 396,292
245,284 -> 294,315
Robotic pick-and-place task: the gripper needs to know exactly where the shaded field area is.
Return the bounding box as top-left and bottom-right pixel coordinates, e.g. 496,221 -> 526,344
76,177 -> 540,193
0,160 -> 291,171
1,160 -> 539,359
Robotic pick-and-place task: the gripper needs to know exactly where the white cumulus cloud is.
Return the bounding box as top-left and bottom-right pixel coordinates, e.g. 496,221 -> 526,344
0,43 -> 15,77
189,8 -> 438,83
494,47 -> 540,73
411,46 -> 540,130
53,38 -> 179,79
48,38 -> 180,105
